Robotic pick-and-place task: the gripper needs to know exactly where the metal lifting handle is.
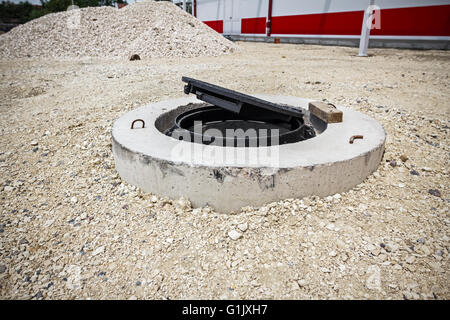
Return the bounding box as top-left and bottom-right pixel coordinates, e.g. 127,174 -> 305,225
131,119 -> 145,129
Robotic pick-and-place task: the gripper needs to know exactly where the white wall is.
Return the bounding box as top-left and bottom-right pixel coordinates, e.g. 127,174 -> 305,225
197,0 -> 225,21
197,0 -> 450,20
272,0 -> 450,16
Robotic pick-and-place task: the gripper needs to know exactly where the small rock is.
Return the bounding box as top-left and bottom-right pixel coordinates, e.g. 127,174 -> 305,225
428,189 -> 441,197
237,222 -> 248,232
420,245 -> 431,256
297,279 -> 308,287
400,155 -> 408,162
176,197 -> 191,210
403,291 -> 413,300
388,283 -> 398,289
405,256 -> 415,264
365,265 -> 381,291
4,186 -> 13,192
135,281 -> 141,286
129,54 -> 141,61
0,265 -> 6,273
92,246 -> 105,256
70,196 -> 78,203
385,243 -> 399,253
410,170 -> 419,176
287,215 -> 298,226
228,230 -> 242,240
30,140 -> 38,146
389,160 -> 397,167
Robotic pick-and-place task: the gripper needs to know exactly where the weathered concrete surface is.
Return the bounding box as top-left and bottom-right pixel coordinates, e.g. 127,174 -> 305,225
112,95 -> 386,212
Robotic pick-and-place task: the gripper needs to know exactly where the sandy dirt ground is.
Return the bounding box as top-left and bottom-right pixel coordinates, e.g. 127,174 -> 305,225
0,42 -> 449,299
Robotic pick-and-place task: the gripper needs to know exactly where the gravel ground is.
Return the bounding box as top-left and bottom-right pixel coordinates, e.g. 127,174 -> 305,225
0,42 -> 448,300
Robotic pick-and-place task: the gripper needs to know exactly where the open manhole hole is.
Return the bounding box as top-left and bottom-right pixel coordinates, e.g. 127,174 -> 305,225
112,77 -> 386,212
157,77 -> 317,147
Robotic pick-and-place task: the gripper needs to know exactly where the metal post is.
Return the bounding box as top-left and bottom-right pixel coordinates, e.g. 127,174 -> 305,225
358,1 -> 375,57
183,0 -> 187,11
266,0 -> 273,36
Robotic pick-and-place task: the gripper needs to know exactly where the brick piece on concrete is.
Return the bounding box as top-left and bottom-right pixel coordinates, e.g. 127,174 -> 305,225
309,101 -> 343,123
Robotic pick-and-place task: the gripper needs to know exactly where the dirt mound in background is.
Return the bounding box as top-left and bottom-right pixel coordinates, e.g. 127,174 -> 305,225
0,1 -> 237,59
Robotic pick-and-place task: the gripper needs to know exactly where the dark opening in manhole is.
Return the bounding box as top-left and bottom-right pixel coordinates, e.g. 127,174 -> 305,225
157,77 -> 317,147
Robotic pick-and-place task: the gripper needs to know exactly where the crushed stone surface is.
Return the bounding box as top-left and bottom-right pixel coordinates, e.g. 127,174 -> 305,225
0,42 -> 449,299
0,1 -> 236,59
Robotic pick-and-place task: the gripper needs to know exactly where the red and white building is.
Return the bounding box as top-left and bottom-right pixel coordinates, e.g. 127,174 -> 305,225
193,0 -> 450,49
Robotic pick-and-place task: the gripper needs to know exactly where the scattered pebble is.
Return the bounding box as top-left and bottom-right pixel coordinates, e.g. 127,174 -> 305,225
92,246 -> 105,256
428,189 -> 441,197
129,54 -> 141,61
237,222 -> 248,232
228,230 -> 242,241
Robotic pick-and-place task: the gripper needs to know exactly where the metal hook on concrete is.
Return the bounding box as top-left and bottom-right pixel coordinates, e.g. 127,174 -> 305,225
327,102 -> 336,108
349,135 -> 364,144
131,119 -> 145,129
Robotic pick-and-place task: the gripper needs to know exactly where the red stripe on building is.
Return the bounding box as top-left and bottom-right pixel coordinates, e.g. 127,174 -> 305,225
241,17 -> 266,34
203,20 -> 223,33
371,5 -> 450,36
271,10 -> 363,35
271,5 -> 450,36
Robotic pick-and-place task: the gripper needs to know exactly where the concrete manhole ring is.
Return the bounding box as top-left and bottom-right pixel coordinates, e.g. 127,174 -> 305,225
112,95 -> 386,212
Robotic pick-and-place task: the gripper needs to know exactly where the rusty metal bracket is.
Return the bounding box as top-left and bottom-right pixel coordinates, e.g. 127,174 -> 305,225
131,119 -> 145,129
349,135 -> 364,144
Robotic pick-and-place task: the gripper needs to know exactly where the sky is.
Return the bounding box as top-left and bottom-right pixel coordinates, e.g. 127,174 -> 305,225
8,0 -> 42,4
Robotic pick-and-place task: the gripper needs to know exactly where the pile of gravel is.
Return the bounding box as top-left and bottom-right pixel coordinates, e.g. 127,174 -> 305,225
0,1 -> 237,59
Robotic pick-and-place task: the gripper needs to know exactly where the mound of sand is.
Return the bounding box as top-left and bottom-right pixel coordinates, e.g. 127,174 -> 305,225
0,1 -> 237,59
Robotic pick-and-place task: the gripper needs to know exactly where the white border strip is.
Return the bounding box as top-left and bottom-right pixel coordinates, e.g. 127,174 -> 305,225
232,34 -> 450,41
268,34 -> 450,41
